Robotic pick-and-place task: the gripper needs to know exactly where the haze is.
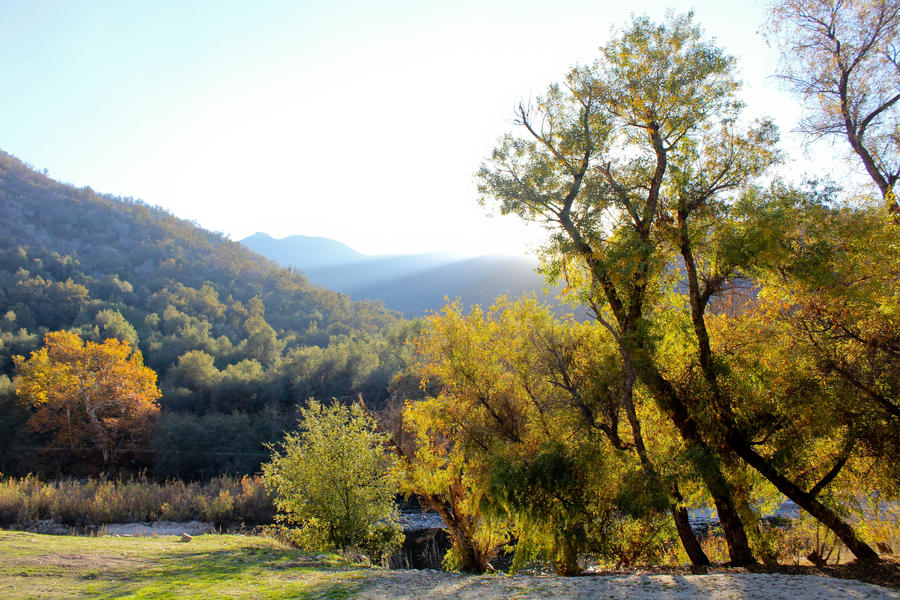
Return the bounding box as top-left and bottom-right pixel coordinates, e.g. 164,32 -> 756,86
1,0 -> 809,255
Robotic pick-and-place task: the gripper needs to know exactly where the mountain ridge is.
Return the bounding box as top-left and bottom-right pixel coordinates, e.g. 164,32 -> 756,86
241,232 -> 562,316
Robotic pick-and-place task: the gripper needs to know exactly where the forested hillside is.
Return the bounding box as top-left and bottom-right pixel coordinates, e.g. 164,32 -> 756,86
0,150 -> 416,477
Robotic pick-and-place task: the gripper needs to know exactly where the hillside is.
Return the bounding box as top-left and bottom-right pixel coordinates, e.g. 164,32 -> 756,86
0,150 -> 413,477
242,233 -> 562,316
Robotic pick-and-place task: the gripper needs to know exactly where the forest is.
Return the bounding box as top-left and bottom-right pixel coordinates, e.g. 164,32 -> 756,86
0,148 -> 419,478
0,0 -> 898,578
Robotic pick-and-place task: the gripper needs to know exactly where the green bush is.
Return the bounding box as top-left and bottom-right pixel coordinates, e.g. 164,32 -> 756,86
204,490 -> 235,528
262,400 -> 402,561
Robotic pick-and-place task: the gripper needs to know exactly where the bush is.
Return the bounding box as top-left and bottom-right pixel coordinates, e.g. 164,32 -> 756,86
0,480 -> 23,526
262,400 -> 402,561
204,490 -> 235,528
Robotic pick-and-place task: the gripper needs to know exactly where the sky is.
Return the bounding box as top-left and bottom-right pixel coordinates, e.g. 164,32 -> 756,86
0,0 -> 847,256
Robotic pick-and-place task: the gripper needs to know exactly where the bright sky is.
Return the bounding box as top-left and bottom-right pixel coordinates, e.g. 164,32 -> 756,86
0,0 -> 841,256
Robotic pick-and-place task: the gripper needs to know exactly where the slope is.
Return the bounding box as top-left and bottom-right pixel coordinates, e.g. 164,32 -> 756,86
0,150 -> 410,477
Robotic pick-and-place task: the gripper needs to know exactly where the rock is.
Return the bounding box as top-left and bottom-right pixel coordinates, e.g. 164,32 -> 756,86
102,521 -> 213,537
806,550 -> 827,566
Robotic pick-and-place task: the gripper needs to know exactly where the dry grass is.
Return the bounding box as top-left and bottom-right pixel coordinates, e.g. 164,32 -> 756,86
0,475 -> 274,529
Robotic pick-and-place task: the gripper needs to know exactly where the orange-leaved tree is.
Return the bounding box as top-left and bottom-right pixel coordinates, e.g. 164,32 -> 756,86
14,330 -> 161,471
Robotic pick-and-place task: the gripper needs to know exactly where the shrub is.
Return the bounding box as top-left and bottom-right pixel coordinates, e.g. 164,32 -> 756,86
204,490 -> 235,528
0,475 -> 274,527
0,480 -> 23,525
262,400 -> 402,561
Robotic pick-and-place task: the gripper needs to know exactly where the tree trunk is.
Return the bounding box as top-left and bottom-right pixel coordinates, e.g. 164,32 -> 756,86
723,426 -> 880,562
618,356 -> 710,567
671,486 -> 710,566
421,492 -> 494,573
709,480 -> 757,566
556,538 -> 580,576
633,357 -> 757,565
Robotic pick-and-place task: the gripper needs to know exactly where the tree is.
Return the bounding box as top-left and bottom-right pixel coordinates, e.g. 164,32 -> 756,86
479,12 -> 771,565
397,299 -> 697,573
768,0 -> 900,207
395,393 -> 510,574
739,188 -> 900,494
13,330 -> 161,471
262,400 -> 403,560
478,12 -> 883,563
93,309 -> 139,347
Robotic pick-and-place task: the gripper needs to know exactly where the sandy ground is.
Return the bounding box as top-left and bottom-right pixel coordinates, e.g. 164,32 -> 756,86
101,520 -> 213,536
352,570 -> 900,599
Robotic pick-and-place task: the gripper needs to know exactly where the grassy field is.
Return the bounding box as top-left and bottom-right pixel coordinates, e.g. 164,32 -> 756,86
0,530 -> 372,599
3,530 -> 899,599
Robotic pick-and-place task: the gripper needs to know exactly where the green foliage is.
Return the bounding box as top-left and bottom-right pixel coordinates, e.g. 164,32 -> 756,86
475,8 -> 891,564
204,490 -> 235,529
262,400 -> 402,560
488,442 -> 599,574
92,309 -> 139,346
0,150 -> 416,477
151,411 -> 274,479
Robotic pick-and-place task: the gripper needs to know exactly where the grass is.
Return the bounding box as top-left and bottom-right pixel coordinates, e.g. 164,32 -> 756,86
1,530 -> 898,599
0,530 -> 374,599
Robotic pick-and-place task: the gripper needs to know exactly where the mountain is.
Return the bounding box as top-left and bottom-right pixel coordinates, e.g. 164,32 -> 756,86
241,232 -> 366,270
242,233 -> 563,317
0,150 -> 412,478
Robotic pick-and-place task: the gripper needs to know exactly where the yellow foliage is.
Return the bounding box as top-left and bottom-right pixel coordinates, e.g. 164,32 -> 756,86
13,330 -> 161,470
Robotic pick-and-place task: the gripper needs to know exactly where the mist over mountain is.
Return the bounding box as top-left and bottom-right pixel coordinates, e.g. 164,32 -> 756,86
242,233 -> 565,317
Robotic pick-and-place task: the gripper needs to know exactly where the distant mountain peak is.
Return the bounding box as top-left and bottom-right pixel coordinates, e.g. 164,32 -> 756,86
242,232 -> 367,270
243,231 -> 568,318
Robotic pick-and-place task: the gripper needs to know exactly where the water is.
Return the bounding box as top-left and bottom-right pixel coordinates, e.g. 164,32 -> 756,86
399,501 -> 805,532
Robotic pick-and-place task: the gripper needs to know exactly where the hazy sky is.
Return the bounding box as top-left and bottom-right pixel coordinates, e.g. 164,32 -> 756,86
0,0 -> 834,256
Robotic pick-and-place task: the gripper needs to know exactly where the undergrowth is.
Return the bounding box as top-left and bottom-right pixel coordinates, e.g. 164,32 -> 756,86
0,475 -> 274,527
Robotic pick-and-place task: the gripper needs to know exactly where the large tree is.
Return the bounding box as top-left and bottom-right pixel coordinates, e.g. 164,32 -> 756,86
14,330 -> 161,471
478,12 -> 882,562
479,13 -> 772,565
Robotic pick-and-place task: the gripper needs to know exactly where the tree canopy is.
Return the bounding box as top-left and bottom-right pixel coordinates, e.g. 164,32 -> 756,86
14,330 -> 161,472
767,0 -> 900,207
468,10 -> 894,565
